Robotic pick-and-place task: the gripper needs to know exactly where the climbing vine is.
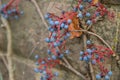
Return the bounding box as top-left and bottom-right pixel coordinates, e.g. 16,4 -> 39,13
34,0 -> 115,80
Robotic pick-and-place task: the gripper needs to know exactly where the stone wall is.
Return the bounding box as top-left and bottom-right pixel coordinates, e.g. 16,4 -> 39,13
0,0 -> 120,80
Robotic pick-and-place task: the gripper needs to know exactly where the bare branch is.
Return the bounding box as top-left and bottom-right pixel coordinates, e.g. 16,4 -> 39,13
71,30 -> 114,54
1,16 -> 14,80
0,1 -> 14,79
31,0 -> 48,28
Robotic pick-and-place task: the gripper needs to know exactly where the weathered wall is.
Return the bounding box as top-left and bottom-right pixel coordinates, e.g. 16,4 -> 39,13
0,0 -> 120,80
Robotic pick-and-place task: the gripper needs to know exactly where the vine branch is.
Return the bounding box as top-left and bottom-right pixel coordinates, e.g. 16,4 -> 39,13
0,1 -> 14,80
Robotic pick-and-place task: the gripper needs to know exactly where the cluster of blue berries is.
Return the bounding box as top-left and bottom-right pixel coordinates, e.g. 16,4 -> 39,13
75,4 -> 93,25
34,0 -> 114,80
79,40 -> 113,80
79,40 -> 95,63
34,55 -> 59,80
34,11 -> 75,80
45,13 -> 72,58
0,4 -> 24,19
96,71 -> 112,80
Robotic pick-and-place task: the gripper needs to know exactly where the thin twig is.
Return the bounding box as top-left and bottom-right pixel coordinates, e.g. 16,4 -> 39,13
0,52 -> 7,56
1,16 -> 14,80
60,61 -> 86,80
114,9 -> 120,55
31,0 -> 48,28
56,47 -> 86,80
83,23 -> 95,80
71,30 -> 114,54
0,71 -> 3,80
86,16 -> 101,30
1,56 -> 8,70
0,1 -> 14,80
62,57 -> 71,67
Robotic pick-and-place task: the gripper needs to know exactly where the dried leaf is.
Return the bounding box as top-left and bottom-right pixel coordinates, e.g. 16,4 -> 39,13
68,17 -> 82,39
92,0 -> 99,4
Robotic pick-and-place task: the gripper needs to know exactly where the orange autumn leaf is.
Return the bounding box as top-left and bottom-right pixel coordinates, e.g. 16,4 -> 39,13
92,0 -> 99,4
68,17 -> 82,39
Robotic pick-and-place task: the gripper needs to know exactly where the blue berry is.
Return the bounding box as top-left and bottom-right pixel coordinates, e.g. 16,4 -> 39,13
62,10 -> 65,14
80,51 -> 84,56
52,55 -> 57,60
50,28 -> 54,32
48,57 -> 51,60
79,5 -> 84,11
55,21 -> 59,25
48,27 -> 51,31
108,71 -> 112,76
11,9 -> 16,13
54,72 -> 59,76
95,55 -> 99,59
65,50 -> 70,54
39,70 -> 43,73
86,20 -> 92,25
88,0 -> 92,3
47,49 -> 51,55
59,40 -> 63,44
86,12 -> 91,17
7,10 -> 12,14
78,13 -> 83,18
66,32 -> 71,37
73,7 -> 78,12
87,55 -> 92,59
64,25 -> 69,29
43,71 -> 47,75
96,74 -> 101,80
83,0 -> 87,2
40,76 -> 44,80
95,12 -> 100,16
41,61 -> 45,64
67,19 -> 72,24
47,18 -> 52,22
64,35 -> 69,40
83,56 -> 88,61
45,75 -> 49,79
45,38 -> 50,43
20,11 -> 24,15
44,13 -> 49,19
60,23 -> 65,28
52,32 -> 57,37
59,54 -> 64,58
41,77 -> 47,80
34,68 -> 39,73
100,58 -> 104,62
53,42 -> 58,47
35,55 -> 39,59
105,75 -> 110,80
35,62 -> 39,65
86,49 -> 92,54
92,60 -> 96,64
86,40 -> 91,45
49,20 -> 55,26
56,49 -> 59,52
50,37 -> 56,42
14,15 -> 19,19
57,42 -> 61,46
79,57 -> 83,61
3,14 -> 8,19
1,4 -> 6,9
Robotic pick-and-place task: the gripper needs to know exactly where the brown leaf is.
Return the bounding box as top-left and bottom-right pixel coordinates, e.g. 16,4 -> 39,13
68,17 -> 82,39
92,0 -> 99,4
